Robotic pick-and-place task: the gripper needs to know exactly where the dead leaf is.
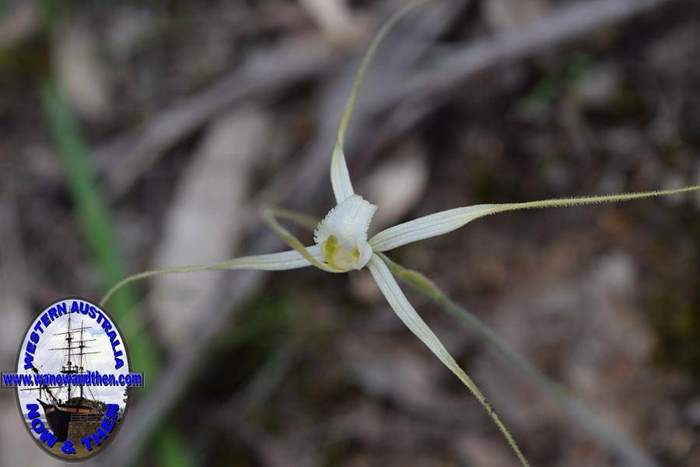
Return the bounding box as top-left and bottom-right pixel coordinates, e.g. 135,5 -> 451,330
0,2 -> 39,48
483,0 -> 549,31
54,21 -> 112,122
361,142 -> 429,232
148,107 -> 270,346
299,0 -> 367,45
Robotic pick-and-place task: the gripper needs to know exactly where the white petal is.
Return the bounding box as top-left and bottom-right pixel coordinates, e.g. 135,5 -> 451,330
367,254 -> 530,467
330,145 -> 355,203
369,204 -> 497,252
368,254 -> 473,381
370,184 -> 700,253
101,246 -> 322,307
329,0 -> 431,203
220,245 -> 323,271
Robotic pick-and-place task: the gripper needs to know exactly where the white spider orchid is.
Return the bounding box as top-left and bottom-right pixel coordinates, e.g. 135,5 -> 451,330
102,2 -> 700,466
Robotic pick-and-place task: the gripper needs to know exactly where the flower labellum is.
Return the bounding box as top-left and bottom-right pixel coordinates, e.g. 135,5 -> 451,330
314,194 -> 377,271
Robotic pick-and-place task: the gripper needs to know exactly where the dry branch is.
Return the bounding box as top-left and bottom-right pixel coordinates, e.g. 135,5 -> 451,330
392,0 -> 671,107
94,36 -> 338,197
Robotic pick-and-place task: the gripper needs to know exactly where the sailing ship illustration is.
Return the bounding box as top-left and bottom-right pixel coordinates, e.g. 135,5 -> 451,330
24,314 -> 108,442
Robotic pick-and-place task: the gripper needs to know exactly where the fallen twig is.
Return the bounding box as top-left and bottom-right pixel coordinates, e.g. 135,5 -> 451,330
390,0 -> 672,108
94,36 -> 338,197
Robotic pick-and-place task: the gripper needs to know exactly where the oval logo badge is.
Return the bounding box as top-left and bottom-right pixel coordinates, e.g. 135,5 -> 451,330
2,298 -> 141,460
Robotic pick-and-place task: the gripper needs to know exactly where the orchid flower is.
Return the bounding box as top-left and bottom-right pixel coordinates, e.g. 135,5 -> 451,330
101,2 -> 700,466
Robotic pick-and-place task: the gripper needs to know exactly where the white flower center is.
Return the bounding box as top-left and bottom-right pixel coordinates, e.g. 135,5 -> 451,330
314,194 -> 377,271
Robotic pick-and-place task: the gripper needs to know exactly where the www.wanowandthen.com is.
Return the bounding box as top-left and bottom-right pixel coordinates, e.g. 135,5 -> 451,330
1,371 -> 144,388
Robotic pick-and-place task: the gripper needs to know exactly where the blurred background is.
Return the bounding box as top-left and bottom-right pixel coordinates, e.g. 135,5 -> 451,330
1,0 -> 700,466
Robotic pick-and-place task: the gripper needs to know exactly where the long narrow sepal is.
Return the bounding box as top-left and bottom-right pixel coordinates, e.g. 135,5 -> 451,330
378,252 -> 661,467
367,254 -> 530,467
100,247 -> 322,307
370,185 -> 700,252
331,0 -> 434,203
330,146 -> 355,203
370,204 -> 497,252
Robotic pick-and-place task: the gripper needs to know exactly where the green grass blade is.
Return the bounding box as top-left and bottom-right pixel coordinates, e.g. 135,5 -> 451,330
41,78 -> 192,467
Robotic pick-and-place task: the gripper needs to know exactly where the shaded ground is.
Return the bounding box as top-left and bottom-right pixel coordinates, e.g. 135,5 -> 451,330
1,1 -> 699,466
